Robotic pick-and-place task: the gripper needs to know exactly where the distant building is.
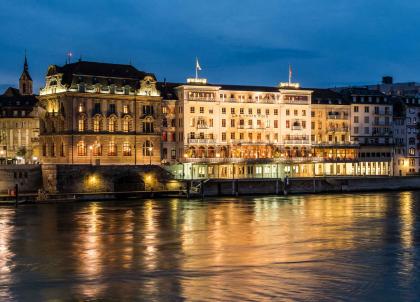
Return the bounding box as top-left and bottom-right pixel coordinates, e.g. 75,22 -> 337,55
393,96 -> 420,176
38,61 -> 162,165
0,55 -> 39,164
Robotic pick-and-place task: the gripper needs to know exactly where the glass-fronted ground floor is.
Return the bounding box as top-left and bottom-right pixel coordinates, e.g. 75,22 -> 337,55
168,160 -> 391,180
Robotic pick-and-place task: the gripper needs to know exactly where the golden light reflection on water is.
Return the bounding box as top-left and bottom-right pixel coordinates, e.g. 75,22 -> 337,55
1,192 -> 419,301
0,209 -> 15,301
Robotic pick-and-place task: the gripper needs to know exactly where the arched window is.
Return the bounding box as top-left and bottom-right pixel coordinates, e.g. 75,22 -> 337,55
142,118 -> 154,133
123,142 -> 131,156
78,117 -> 85,132
93,116 -> 101,132
409,148 -> 416,156
77,141 -> 87,156
108,141 -> 117,156
409,137 -> 415,145
123,116 -> 132,132
50,143 -> 55,157
108,117 -> 117,132
142,141 -> 153,156
93,143 -> 102,156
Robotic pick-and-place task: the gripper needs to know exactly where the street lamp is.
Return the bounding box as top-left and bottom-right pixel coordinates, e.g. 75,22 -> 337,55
148,146 -> 153,165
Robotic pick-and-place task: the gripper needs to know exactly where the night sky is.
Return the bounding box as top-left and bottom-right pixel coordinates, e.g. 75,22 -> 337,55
1,0 -> 420,93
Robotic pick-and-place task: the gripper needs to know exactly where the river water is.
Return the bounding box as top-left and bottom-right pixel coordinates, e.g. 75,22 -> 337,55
0,192 -> 420,301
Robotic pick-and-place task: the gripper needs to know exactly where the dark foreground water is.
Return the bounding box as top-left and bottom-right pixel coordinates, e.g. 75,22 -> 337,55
1,192 -> 420,301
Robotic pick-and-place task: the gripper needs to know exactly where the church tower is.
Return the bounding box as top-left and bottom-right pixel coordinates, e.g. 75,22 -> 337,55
19,53 -> 33,95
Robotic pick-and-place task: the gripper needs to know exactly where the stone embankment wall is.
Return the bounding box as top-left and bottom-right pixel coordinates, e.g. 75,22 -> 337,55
200,176 -> 420,196
0,165 -> 42,194
41,164 -> 182,193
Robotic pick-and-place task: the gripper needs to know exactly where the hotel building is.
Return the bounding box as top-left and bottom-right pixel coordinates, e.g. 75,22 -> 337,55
38,61 -> 162,165
163,77 -> 391,179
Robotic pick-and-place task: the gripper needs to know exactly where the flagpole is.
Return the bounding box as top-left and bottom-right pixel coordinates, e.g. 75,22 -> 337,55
195,57 -> 198,79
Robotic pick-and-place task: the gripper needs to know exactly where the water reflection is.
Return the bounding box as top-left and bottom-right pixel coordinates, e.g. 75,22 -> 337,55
0,192 -> 420,301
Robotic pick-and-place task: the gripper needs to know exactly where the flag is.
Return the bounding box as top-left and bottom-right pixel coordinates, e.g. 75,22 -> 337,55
196,58 -> 202,71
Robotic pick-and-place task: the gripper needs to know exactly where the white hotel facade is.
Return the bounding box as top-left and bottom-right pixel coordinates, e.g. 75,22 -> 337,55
161,77 -> 391,179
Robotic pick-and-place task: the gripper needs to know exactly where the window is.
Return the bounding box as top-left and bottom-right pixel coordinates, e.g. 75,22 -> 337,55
200,107 -> 204,114
143,119 -> 154,133
364,127 -> 369,134
78,118 -> 85,132
274,109 -> 278,115
364,116 -> 369,123
93,117 -> 101,132
248,108 -> 252,114
240,108 -> 244,114
231,108 -> 235,114
143,141 -> 153,156
222,119 -> 226,127
364,106 -> 369,113
222,132 -> 226,141
354,106 -> 359,113
409,148 -> 415,156
108,117 -> 117,132
77,141 -> 87,156
354,116 -> 359,123
123,105 -> 129,114
190,107 -> 195,113
274,120 -> 278,128
294,110 -> 298,116
374,106 -> 379,114
230,119 -> 235,127
257,109 -> 261,114
123,142 -> 131,156
78,103 -> 84,113
231,132 -> 235,140
286,120 -> 290,128
266,109 -> 270,115
123,117 -> 131,132
92,143 -> 102,156
302,110 -> 306,116
222,108 -> 226,114
109,104 -> 116,114
50,143 -> 55,157
60,142 -> 64,157
143,105 -> 154,115
108,142 -> 117,156
94,103 -> 101,113
286,109 -> 290,116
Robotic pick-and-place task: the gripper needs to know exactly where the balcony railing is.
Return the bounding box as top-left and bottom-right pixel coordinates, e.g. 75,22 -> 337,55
283,139 -> 310,145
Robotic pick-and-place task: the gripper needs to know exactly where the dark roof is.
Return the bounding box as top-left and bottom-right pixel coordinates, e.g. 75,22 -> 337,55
0,87 -> 38,117
157,82 -> 180,100
311,88 -> 348,105
47,61 -> 156,88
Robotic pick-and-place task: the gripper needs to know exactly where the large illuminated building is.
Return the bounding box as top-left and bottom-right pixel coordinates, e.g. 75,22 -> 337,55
38,61 -> 162,165
0,56 -> 39,164
161,76 -> 391,179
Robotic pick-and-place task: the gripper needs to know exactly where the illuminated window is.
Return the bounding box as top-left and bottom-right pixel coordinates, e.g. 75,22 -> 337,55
123,105 -> 129,114
108,117 -> 117,132
78,118 -> 85,132
93,117 -> 101,132
93,143 -> 102,156
123,117 -> 131,132
78,103 -> 84,113
108,142 -> 117,156
123,142 -> 131,156
77,141 -> 87,156
143,141 -> 153,156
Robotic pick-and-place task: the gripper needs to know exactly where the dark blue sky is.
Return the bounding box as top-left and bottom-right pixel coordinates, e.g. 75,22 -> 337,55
1,0 -> 420,92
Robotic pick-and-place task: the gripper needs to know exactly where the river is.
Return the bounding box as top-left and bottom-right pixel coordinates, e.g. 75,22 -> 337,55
0,191 -> 420,301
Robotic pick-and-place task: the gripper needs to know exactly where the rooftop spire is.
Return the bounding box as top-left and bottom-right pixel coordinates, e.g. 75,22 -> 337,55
24,49 -> 28,72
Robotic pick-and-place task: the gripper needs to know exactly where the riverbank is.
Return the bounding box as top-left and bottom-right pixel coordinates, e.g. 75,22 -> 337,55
1,176 -> 420,204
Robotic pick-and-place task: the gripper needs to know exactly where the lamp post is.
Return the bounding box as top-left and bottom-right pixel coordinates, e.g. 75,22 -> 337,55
148,146 -> 153,166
